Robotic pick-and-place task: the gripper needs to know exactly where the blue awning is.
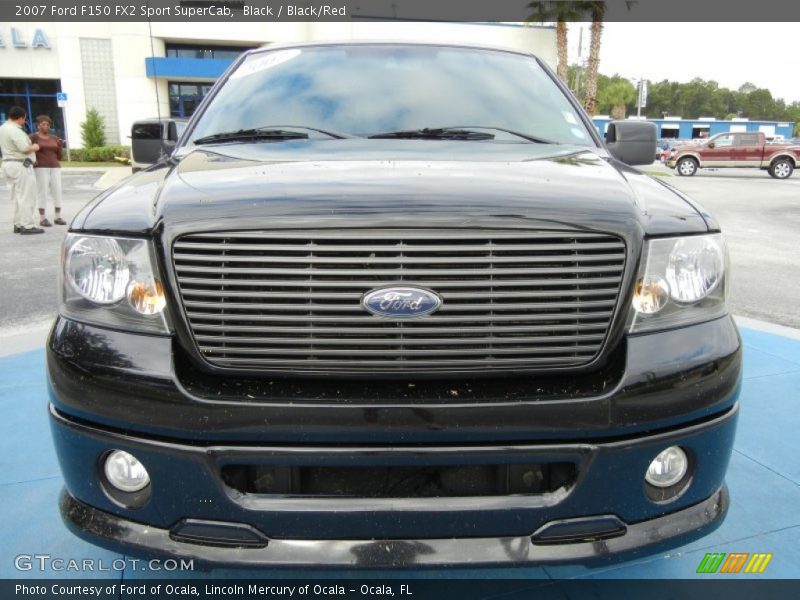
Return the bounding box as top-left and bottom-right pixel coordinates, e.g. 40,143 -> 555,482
145,57 -> 233,80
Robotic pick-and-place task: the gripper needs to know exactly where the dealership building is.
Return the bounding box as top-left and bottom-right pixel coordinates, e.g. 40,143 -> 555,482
0,22 -> 556,148
592,116 -> 795,140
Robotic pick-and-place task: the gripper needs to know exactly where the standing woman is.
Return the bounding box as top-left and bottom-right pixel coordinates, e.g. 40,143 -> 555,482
29,115 -> 66,226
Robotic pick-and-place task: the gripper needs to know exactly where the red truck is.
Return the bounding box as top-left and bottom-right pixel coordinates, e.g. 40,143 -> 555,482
666,131 -> 800,178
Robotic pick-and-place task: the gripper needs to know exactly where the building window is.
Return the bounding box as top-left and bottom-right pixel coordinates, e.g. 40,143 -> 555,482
0,78 -> 62,135
168,82 -> 213,118
165,44 -> 251,61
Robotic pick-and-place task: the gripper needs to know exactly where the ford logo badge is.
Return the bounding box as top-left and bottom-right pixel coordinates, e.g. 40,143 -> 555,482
362,287 -> 442,318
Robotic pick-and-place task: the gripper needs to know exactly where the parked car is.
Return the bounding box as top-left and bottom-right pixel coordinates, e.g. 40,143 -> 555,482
50,41 -> 739,568
657,139 -> 682,162
130,117 -> 188,171
666,131 -> 799,178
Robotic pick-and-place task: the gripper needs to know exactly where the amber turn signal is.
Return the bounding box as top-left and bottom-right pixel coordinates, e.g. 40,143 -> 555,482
127,278 -> 166,315
632,277 -> 669,314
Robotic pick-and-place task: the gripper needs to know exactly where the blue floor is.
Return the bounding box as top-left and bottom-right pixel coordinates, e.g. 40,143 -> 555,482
1,327 -> 798,581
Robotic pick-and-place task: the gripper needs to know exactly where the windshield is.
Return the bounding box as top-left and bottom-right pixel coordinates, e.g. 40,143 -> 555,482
188,44 -> 595,147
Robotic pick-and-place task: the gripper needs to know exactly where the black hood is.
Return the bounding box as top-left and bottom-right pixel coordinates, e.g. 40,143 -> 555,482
74,139 -> 712,239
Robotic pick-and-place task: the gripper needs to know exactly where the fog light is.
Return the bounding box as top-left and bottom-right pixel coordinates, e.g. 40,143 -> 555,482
104,450 -> 150,492
645,446 -> 688,488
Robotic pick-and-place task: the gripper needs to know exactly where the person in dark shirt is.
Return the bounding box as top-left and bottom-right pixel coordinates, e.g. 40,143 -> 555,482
29,115 -> 66,226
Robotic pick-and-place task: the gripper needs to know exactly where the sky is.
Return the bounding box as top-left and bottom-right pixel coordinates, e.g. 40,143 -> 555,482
567,22 -> 800,104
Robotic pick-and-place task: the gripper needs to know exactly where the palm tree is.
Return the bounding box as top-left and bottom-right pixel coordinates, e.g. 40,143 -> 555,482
599,79 -> 637,119
526,1 -> 584,84
583,1 -> 636,115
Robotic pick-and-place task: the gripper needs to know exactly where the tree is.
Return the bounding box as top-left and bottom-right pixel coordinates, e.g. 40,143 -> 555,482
581,1 -> 636,115
582,1 -> 605,115
738,82 -> 757,94
743,88 -> 775,120
526,2 -> 584,84
529,1 -> 636,115
81,108 -> 106,148
598,77 -> 636,119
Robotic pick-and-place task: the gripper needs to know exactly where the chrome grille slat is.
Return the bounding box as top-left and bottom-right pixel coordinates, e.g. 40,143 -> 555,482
172,229 -> 626,373
174,253 -> 624,265
174,265 -> 623,276
195,335 -> 606,346
179,230 -> 615,240
199,346 -> 601,356
206,357 -> 594,367
173,241 -> 624,253
184,300 -> 617,311
175,276 -> 622,288
187,323 -> 609,335
184,312 -> 615,325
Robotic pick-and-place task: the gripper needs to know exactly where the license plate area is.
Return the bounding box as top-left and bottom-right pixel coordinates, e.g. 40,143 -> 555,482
221,461 -> 577,498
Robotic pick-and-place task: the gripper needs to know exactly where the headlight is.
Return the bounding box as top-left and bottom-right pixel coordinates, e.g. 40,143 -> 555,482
60,234 -> 170,334
66,237 -> 129,304
665,236 -> 724,303
629,234 -> 728,333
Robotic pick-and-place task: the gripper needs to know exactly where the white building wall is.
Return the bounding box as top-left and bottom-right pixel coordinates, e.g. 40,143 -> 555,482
1,22 -> 556,149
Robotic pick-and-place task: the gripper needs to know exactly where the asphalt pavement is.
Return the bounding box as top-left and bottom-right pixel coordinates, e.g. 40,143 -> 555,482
648,162 -> 800,328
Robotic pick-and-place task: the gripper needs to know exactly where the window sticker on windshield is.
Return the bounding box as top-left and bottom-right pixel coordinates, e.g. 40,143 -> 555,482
571,127 -> 588,139
230,50 -> 302,80
562,111 -> 578,125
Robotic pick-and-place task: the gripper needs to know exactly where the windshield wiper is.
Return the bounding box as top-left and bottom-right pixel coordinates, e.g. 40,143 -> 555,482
192,125 -> 355,145
193,128 -> 309,145
368,126 -> 556,143
444,126 -> 555,144
368,127 -> 495,141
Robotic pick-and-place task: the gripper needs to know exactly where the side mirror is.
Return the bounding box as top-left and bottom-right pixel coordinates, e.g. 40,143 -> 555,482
167,121 -> 180,142
707,142 -> 715,149
605,120 -> 657,166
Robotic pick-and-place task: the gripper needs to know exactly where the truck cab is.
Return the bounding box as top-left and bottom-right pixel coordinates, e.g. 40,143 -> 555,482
667,131 -> 798,178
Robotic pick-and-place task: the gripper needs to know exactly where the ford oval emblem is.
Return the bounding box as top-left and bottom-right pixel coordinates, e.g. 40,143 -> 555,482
362,287 -> 442,319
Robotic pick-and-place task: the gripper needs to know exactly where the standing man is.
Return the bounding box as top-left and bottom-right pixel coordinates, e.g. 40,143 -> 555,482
0,106 -> 44,234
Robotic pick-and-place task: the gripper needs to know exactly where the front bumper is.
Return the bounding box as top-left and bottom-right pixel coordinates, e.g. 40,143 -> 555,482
60,485 -> 729,568
51,401 -> 738,567
47,314 -> 741,566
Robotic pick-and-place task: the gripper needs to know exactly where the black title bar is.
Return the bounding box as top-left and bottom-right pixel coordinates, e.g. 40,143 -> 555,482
1,0 -> 800,22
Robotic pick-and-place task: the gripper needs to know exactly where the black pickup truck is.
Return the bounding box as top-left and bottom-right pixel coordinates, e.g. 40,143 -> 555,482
49,42 -> 740,568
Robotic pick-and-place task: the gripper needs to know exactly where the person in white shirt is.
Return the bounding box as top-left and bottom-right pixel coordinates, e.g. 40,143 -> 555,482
0,106 -> 43,234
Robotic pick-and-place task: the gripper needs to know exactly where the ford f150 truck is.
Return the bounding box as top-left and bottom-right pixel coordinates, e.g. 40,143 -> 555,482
666,131 -> 799,178
48,42 -> 740,568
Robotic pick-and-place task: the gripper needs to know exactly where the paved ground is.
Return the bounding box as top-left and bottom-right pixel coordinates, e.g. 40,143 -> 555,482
0,324 -> 798,582
1,164 -> 798,333
0,170 -> 104,333
647,162 -> 800,328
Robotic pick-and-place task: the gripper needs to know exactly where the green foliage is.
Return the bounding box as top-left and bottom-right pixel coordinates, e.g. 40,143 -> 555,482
68,145 -> 129,162
80,108 -> 106,149
582,70 -> 799,126
597,75 -> 637,118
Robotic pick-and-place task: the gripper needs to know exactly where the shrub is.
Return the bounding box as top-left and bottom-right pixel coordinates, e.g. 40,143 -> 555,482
80,108 -> 106,149
64,146 -> 130,163
84,145 -> 130,162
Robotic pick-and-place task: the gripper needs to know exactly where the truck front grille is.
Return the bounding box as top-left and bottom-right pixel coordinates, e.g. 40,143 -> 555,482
172,229 -> 626,375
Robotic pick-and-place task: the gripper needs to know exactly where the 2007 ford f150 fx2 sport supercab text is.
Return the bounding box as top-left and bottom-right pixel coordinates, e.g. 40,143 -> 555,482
48,42 -> 741,568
